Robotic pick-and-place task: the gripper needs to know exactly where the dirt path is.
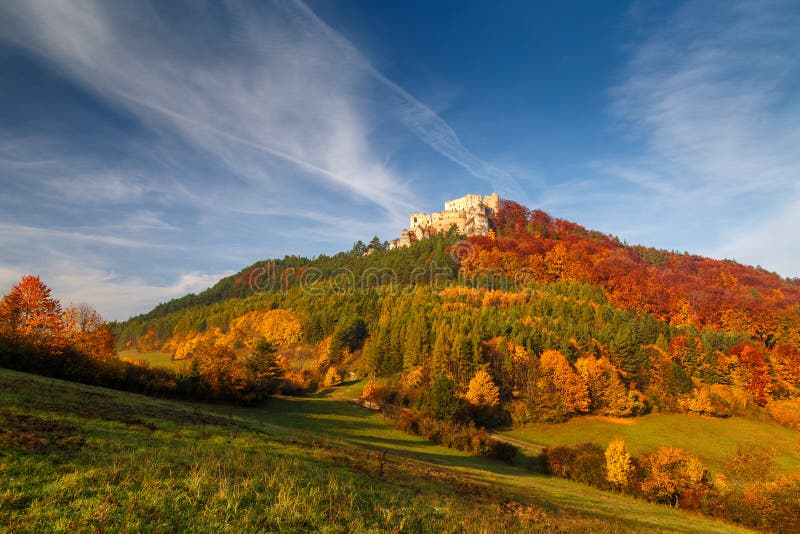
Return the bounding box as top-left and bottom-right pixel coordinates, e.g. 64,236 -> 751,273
489,433 -> 546,452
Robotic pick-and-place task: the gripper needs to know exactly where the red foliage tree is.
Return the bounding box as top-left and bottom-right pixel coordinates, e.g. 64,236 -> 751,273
730,343 -> 773,406
472,201 -> 800,349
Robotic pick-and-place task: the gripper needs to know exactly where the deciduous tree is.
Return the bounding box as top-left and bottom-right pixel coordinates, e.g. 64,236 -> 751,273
640,446 -> 706,507
536,349 -> 590,418
0,275 -> 64,349
63,303 -> 116,362
465,369 -> 500,407
605,438 -> 634,490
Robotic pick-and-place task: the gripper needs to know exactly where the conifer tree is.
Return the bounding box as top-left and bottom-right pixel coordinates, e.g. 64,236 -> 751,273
245,339 -> 284,398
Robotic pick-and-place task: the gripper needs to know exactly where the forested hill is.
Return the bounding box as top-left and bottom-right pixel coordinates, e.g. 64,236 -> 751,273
473,199 -> 800,341
111,198 -> 800,421
118,233 -> 465,325
118,198 -> 800,343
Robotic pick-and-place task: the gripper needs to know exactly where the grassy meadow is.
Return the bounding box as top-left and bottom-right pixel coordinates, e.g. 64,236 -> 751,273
118,349 -> 185,370
502,413 -> 800,474
0,369 -> 752,533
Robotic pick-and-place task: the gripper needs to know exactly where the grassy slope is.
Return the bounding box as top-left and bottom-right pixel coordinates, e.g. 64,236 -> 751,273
0,370 -> 749,533
118,349 -> 184,370
503,414 -> 800,474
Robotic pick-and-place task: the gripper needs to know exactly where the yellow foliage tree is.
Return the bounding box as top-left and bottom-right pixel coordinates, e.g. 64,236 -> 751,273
684,386 -> 714,415
575,355 -> 633,416
605,438 -> 634,490
360,380 -> 382,403
172,328 -> 223,360
537,349 -> 590,417
465,369 -> 500,407
223,309 -> 302,350
402,366 -> 425,390
544,242 -> 568,281
323,366 -> 342,388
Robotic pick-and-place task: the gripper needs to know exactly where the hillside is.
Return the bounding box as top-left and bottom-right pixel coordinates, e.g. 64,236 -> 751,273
0,368 -> 748,533
111,199 -> 800,420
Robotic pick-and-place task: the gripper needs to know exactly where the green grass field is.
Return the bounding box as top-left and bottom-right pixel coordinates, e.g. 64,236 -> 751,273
0,370 -> 750,533
118,349 -> 184,370
503,413 -> 800,474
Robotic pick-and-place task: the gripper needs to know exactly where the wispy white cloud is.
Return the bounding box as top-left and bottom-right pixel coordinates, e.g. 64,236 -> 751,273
0,221 -> 179,249
289,0 -> 525,201
0,0 -> 415,218
1,0 -> 518,212
596,0 -> 800,275
712,190 -> 800,278
48,174 -> 149,204
0,261 -> 230,321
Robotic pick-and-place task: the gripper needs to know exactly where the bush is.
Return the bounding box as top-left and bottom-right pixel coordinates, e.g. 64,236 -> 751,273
572,445 -> 608,489
387,408 -> 518,463
280,370 -> 313,395
543,443 -> 607,488
543,445 -> 576,479
766,398 -> 800,430
743,474 -> 800,533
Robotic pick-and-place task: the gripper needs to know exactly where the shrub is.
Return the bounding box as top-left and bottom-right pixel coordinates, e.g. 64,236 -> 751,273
386,408 -> 518,463
726,445 -> 776,483
280,370 -> 312,395
571,445 -> 608,488
544,442 -> 606,488
543,445 -> 576,479
766,398 -> 800,430
743,474 -> 800,533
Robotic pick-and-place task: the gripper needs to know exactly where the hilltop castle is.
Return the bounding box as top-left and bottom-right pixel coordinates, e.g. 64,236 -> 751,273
389,193 -> 499,249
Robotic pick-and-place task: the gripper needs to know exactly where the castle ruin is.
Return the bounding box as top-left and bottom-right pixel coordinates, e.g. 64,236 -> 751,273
389,193 -> 499,249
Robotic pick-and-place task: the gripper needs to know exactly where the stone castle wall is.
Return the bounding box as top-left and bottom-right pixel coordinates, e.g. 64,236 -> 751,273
390,193 -> 499,249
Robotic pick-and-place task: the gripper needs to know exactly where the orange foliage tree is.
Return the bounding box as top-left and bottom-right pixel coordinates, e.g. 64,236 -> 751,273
575,355 -> 635,416
640,446 -> 707,507
193,342 -> 248,401
63,303 -> 116,362
0,275 -> 64,350
771,342 -> 800,388
467,200 -> 800,349
223,309 -> 302,349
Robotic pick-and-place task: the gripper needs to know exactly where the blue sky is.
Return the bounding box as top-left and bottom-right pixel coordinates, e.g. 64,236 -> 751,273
1,0 -> 799,320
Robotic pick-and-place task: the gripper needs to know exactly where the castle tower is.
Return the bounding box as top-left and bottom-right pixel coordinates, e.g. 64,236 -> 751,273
483,192 -> 499,215
409,212 -> 432,229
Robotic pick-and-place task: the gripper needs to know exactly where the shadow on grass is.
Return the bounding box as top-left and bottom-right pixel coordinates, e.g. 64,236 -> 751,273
230,394 -> 527,475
